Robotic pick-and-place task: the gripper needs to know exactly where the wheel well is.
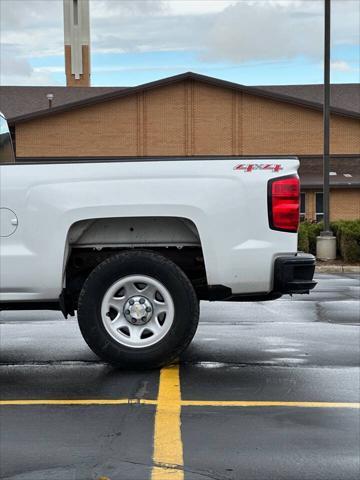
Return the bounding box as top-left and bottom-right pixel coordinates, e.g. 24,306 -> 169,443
67,216 -> 200,248
64,217 -> 208,313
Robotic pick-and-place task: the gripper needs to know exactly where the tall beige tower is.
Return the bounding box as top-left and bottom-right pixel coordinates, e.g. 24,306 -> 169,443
63,0 -> 90,87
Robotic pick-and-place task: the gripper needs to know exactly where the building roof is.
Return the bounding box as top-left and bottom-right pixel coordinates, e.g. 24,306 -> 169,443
299,156 -> 360,189
0,86 -> 127,120
254,84 -> 360,115
1,72 -> 359,124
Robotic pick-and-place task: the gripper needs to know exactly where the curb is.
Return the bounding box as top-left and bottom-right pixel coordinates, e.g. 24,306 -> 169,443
315,265 -> 360,273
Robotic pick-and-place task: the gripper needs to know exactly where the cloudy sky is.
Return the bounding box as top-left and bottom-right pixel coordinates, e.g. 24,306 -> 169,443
0,0 -> 359,87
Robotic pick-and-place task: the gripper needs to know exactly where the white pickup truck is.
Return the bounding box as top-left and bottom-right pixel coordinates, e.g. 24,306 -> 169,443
0,112 -> 315,368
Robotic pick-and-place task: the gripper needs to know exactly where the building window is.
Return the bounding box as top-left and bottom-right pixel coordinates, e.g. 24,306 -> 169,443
316,192 -> 324,223
300,192 -> 306,221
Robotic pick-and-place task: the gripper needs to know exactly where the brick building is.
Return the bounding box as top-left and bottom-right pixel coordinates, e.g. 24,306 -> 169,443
1,72 -> 359,222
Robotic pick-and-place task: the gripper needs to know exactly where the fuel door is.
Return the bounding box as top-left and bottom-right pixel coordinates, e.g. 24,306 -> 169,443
0,208 -> 18,237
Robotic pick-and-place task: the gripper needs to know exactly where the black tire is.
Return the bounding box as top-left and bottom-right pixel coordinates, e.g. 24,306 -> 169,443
77,250 -> 199,369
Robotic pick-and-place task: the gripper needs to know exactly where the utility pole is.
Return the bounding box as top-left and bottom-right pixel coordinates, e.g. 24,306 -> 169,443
316,0 -> 336,260
322,0 -> 331,234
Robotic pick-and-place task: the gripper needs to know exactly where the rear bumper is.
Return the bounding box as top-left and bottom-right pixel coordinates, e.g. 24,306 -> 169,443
206,253 -> 316,301
273,253 -> 316,295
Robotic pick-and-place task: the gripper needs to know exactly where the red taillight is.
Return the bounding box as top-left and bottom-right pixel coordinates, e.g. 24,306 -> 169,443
268,176 -> 300,232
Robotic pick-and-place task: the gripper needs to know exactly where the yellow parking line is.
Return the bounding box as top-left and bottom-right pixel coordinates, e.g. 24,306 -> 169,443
151,364 -> 184,480
1,398 -> 358,409
180,400 -> 360,409
0,399 -> 157,406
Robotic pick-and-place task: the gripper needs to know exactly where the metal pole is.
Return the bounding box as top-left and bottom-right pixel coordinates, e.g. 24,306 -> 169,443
322,0 -> 331,235
316,0 -> 336,259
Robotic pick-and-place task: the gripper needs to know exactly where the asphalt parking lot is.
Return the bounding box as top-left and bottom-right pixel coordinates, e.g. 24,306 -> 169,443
0,273 -> 359,480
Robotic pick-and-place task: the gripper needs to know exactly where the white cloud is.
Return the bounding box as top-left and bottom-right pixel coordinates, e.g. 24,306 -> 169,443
90,0 -> 164,19
203,1 -> 320,62
0,0 -> 64,57
0,46 -> 58,85
204,0 -> 360,63
331,60 -> 353,72
91,10 -> 211,54
164,1 -> 238,16
90,0 -> 360,59
0,0 -> 359,85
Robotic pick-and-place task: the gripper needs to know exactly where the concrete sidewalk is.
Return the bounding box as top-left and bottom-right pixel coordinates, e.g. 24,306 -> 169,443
315,265 -> 360,273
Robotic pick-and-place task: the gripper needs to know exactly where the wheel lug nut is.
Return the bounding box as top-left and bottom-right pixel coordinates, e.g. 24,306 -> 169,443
146,307 -> 151,312
129,299 -> 134,305
142,316 -> 146,322
125,309 -> 130,315
139,298 -> 145,304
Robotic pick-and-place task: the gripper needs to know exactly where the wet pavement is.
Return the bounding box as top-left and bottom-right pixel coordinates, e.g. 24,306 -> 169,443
0,273 -> 359,480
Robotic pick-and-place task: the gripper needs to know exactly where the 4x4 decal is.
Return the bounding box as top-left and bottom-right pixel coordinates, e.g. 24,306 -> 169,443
234,164 -> 283,172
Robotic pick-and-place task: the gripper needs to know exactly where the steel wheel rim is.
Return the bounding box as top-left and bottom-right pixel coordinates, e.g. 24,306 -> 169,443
101,274 -> 175,348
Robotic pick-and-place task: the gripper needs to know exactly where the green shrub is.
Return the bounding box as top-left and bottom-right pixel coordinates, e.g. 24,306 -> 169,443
305,222 -> 323,255
298,223 -> 310,252
297,219 -> 360,262
336,221 -> 360,262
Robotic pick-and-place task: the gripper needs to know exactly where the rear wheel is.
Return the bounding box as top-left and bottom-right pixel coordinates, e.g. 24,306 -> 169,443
77,250 -> 199,369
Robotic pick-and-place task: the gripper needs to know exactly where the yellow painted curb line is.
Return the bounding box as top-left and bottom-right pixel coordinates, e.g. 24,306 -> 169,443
180,400 -> 360,409
0,399 -> 358,409
151,364 -> 184,480
0,399 -> 157,406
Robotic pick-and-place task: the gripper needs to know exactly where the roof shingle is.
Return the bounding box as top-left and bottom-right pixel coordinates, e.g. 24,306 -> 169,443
0,72 -> 359,122
256,84 -> 360,115
299,156 -> 360,188
0,86 -> 128,120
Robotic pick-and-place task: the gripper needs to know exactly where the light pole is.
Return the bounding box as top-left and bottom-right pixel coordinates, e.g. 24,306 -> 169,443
316,0 -> 336,260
